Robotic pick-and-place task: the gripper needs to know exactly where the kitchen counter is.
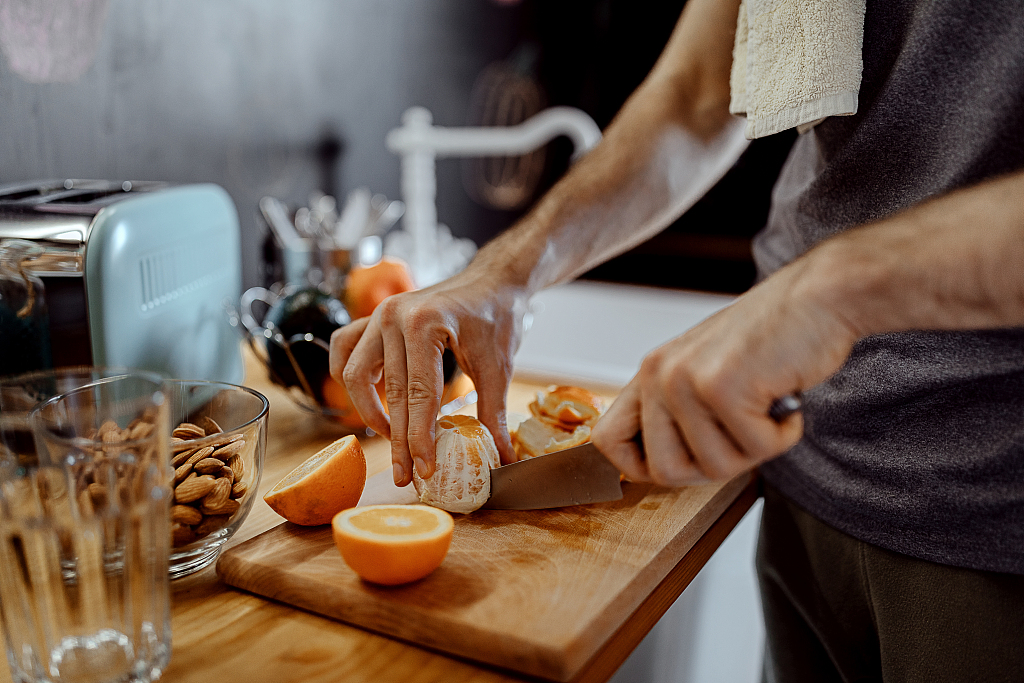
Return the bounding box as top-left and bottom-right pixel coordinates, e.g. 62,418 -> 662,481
0,283 -> 757,683
160,349 -> 755,683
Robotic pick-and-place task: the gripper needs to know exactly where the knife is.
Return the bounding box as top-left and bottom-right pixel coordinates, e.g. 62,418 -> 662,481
482,441 -> 623,510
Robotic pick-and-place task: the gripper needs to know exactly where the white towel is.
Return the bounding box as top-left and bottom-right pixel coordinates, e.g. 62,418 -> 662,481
729,0 -> 866,140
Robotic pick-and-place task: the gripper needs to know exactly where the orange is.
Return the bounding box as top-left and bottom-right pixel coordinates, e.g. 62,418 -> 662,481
322,372 -> 474,429
263,435 -> 367,525
332,504 -> 453,585
321,375 -> 387,429
344,257 -> 417,320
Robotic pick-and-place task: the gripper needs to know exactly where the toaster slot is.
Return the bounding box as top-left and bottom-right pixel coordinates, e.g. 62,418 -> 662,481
42,275 -> 92,367
0,180 -> 69,203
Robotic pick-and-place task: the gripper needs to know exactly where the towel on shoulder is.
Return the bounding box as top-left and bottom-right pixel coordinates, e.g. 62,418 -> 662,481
729,0 -> 866,139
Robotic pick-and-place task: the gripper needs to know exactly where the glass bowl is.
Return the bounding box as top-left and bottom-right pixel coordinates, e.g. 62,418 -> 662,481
1,366 -> 137,475
164,379 -> 268,579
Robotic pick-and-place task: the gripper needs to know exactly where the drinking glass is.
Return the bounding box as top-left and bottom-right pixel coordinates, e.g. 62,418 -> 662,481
0,371 -> 172,683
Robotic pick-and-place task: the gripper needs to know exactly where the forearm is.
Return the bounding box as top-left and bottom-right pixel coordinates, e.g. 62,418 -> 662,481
466,0 -> 747,298
805,170 -> 1024,337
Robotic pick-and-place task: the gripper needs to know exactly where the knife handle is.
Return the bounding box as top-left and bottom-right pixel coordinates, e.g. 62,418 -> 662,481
768,393 -> 803,423
629,393 -> 802,456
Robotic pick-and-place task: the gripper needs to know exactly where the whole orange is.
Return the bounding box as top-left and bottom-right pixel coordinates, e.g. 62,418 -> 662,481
263,435 -> 366,525
344,257 -> 416,320
321,375 -> 388,429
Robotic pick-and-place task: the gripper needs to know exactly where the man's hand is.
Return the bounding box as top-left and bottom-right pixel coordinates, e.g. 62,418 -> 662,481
592,257 -> 858,486
329,271 -> 527,487
329,0 -> 750,490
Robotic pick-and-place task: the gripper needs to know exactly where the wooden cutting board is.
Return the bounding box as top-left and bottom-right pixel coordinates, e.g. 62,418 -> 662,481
217,470 -> 752,682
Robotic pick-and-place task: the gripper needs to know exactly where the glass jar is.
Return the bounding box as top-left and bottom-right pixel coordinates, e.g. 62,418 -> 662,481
0,239 -> 51,377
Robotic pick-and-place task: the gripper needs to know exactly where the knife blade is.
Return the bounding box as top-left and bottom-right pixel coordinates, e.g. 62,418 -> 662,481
482,441 -> 623,510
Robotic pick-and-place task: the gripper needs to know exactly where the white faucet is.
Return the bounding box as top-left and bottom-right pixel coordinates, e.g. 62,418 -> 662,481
384,106 -> 602,287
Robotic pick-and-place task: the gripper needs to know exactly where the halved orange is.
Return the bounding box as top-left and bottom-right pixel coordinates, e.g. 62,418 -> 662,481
332,504 -> 454,585
263,435 -> 366,526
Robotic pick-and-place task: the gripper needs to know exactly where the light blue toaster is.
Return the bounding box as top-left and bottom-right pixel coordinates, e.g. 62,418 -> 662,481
0,179 -> 243,383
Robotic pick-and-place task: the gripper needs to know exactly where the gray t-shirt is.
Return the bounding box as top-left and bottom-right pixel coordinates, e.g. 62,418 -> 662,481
754,0 -> 1024,574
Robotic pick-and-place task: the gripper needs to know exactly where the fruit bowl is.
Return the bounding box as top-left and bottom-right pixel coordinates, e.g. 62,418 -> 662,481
230,284 -> 476,432
165,379 -> 268,579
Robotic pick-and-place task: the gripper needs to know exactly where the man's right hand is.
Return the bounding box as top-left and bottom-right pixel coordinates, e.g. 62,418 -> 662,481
329,269 -> 527,487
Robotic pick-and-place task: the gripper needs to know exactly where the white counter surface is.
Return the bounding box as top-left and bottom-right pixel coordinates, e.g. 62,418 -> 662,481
514,280 -> 735,388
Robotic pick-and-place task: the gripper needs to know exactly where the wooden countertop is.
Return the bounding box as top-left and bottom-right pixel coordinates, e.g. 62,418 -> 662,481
0,350 -> 757,683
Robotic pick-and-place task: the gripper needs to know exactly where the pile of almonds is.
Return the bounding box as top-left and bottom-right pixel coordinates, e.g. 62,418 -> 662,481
170,416 -> 249,548
72,412 -> 161,515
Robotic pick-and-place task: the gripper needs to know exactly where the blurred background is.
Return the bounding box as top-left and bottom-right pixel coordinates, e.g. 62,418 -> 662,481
0,0 -> 794,295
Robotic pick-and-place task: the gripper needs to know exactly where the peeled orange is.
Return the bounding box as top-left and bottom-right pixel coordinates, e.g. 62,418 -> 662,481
332,504 -> 454,585
414,415 -> 499,514
263,435 -> 367,526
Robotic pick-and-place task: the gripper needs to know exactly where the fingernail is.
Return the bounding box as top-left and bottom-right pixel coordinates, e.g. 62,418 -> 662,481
393,462 -> 405,485
414,457 -> 428,478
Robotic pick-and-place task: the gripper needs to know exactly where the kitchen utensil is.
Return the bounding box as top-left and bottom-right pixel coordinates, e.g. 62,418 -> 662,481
260,195 -> 314,289
482,441 -> 622,510
218,470 -> 755,682
165,379 -> 268,578
368,199 -> 404,237
333,187 -> 372,250
12,371 -> 172,683
0,180 -> 243,382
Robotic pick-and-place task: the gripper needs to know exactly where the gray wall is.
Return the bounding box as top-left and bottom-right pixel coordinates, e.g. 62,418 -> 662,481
0,0 -> 523,288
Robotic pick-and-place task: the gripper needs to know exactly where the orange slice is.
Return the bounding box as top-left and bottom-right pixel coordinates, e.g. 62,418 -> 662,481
332,504 -> 454,585
263,435 -> 366,526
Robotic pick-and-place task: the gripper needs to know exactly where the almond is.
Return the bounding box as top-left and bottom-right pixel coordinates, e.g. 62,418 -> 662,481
128,420 -> 155,440
212,439 -> 245,461
202,497 -> 240,517
171,437 -> 192,453
77,487 -> 95,517
219,465 -> 235,485
175,474 -> 217,503
87,481 -> 108,506
200,478 -> 232,513
228,454 -> 244,480
171,504 -> 203,525
173,423 -> 206,440
173,462 -> 194,486
101,428 -> 123,444
196,416 -> 223,435
98,420 -> 120,439
194,458 -> 225,475
171,449 -> 195,468
207,432 -> 244,449
231,480 -> 248,499
185,446 -> 215,466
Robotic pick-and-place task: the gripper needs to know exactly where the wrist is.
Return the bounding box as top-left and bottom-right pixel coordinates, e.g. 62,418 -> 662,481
792,232 -> 896,340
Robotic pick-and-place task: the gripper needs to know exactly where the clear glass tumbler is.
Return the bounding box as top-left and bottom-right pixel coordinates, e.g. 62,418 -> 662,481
0,372 -> 172,683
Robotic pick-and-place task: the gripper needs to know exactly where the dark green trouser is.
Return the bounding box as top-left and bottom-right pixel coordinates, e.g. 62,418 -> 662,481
757,483 -> 1024,683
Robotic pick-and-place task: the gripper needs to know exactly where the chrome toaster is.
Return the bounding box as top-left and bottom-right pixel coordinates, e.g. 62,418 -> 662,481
0,179 -> 243,383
